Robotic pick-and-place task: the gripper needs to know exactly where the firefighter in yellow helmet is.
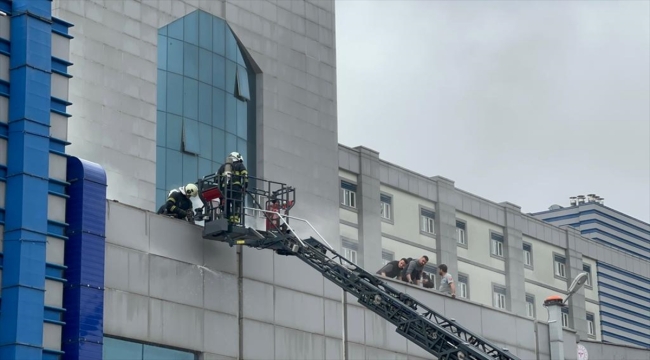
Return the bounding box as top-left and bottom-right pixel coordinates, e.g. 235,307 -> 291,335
216,152 -> 248,223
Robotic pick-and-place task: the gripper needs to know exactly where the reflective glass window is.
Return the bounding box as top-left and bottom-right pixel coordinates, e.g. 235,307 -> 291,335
236,99 -> 247,140
212,88 -> 226,129
166,72 -> 183,115
199,122 -> 212,157
183,11 -> 199,45
212,17 -> 226,55
167,38 -> 183,75
167,18 -> 183,41
103,337 -> 143,360
212,55 -> 226,90
157,69 -> 167,111
156,146 -> 166,190
158,34 -> 167,70
198,82 -> 212,124
236,65 -> 250,101
183,43 -> 199,80
199,157 -> 212,178
225,96 -> 237,134
225,28 -> 237,61
198,48 -> 212,85
225,60 -> 236,94
198,11 -> 213,51
182,118 -> 200,155
226,132 -> 237,156
183,77 -> 198,120
212,127 -> 225,161
182,153 -> 198,185
156,111 -> 167,146
166,113 -> 182,151
166,149 -> 183,189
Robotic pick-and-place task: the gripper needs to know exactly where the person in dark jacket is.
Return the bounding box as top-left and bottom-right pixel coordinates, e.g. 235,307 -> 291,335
216,152 -> 248,223
376,258 -> 408,278
157,183 -> 199,220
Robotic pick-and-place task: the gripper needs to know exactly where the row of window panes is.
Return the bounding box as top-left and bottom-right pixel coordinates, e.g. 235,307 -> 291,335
523,295 -> 596,336
340,182 -> 436,235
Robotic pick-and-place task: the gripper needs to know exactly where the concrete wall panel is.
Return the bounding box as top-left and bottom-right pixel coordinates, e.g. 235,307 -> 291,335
203,311 -> 238,358
274,326 -> 326,360
104,289 -> 150,341
148,298 -> 204,350
105,244 -> 149,295
242,319 -> 275,359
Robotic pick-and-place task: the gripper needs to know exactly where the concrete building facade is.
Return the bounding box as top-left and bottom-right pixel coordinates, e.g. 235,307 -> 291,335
1,0 -> 649,359
532,200 -> 650,348
338,145 -> 650,350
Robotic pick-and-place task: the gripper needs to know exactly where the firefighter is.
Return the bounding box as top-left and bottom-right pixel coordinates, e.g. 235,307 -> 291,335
216,152 -> 248,223
266,190 -> 294,232
157,183 -> 199,220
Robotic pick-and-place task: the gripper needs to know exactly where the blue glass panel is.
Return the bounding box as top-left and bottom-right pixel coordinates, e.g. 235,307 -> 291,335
156,146 -> 166,190
167,72 -> 183,115
199,157 -> 212,178
157,110 -> 167,146
183,43 -> 199,79
198,48 -> 212,85
225,96 -> 237,133
166,149 -> 183,189
158,34 -> 167,70
237,137 -> 247,165
143,344 -> 194,360
157,69 -> 167,111
158,25 -> 167,36
236,47 -> 246,66
225,60 -> 236,94
236,99 -> 247,140
183,77 -> 198,120
225,132 -> 237,155
167,38 -> 184,75
212,88 -> 226,130
198,11 -> 213,51
199,122 -> 212,158
103,338 -> 143,360
183,11 -> 199,45
166,113 -> 182,151
198,82 -> 212,124
212,161 -> 222,173
212,127 -> 225,161
212,17 -> 226,55
156,188 -> 166,209
167,18 -> 184,41
182,118 -> 200,154
236,66 -> 250,101
225,28 -> 237,61
182,153 -> 198,186
212,55 -> 225,90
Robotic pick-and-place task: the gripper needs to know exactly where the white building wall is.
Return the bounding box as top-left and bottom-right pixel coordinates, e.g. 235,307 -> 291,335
458,212 -> 506,272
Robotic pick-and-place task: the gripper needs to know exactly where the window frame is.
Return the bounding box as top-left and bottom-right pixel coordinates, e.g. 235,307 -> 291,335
492,284 -> 507,310
380,192 -> 394,224
523,242 -> 534,269
458,273 -> 469,299
586,312 -> 596,338
490,231 -> 505,259
235,66 -> 250,101
381,249 -> 395,266
561,307 -> 570,328
423,264 -> 438,285
341,238 -> 358,265
553,253 -> 567,280
419,205 -> 436,237
339,179 -> 358,210
525,294 -> 536,318
456,220 -> 468,248
583,263 -> 592,289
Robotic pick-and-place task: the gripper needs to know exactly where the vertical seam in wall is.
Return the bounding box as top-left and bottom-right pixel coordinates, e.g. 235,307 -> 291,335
237,245 -> 244,360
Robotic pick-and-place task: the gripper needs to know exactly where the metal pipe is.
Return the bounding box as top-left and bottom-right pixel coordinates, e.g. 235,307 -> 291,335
534,319 -> 540,360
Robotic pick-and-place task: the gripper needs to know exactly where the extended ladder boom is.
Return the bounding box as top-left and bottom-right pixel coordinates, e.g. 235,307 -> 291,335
196,176 -> 520,360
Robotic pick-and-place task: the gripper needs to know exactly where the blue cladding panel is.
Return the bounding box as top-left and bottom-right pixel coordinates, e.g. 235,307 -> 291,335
0,1 -> 53,358
62,157 -> 107,360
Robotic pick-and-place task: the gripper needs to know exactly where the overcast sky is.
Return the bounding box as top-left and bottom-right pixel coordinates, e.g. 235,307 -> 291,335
335,0 -> 650,222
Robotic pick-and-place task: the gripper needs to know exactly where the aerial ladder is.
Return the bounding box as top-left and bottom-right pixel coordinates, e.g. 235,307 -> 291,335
195,174 -> 521,360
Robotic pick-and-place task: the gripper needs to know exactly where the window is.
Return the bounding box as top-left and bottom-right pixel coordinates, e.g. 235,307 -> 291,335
561,307 -> 570,328
235,66 -> 250,101
423,264 -> 437,285
523,243 -> 533,268
492,285 -> 507,309
525,294 -> 535,318
182,118 -> 200,155
458,274 -> 469,299
554,254 -> 566,278
340,181 -> 357,208
583,264 -> 592,287
586,313 -> 595,337
342,239 -> 358,265
103,337 -> 196,360
381,250 -> 394,266
456,220 -> 467,246
420,208 -> 435,235
380,194 -> 392,221
491,232 -> 504,258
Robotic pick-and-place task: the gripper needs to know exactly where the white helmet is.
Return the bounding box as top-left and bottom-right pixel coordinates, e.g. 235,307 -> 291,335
184,183 -> 198,197
228,151 -> 244,163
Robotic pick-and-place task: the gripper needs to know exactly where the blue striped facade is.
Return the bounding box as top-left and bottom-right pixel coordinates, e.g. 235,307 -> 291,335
597,262 -> 650,348
0,1 -> 108,359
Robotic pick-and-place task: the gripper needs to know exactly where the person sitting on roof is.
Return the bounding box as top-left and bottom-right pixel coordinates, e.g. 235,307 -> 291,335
156,183 -> 198,220
216,152 -> 248,223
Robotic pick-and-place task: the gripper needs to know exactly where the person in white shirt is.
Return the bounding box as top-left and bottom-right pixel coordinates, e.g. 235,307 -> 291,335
438,264 -> 456,298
